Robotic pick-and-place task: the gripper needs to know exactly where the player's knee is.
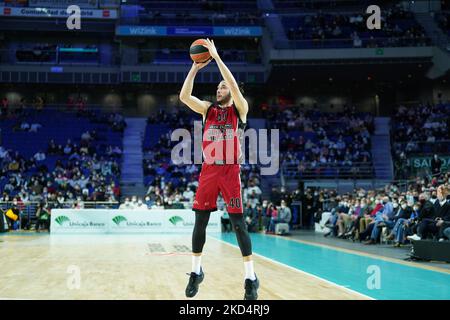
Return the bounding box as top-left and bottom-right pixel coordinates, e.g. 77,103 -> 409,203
231,218 -> 246,233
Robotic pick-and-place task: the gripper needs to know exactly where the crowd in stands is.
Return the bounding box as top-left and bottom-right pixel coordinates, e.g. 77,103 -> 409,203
284,5 -> 430,48
266,105 -> 374,178
1,97 -> 46,118
0,100 -> 126,231
316,172 -> 450,246
391,102 -> 450,179
228,170 -> 450,245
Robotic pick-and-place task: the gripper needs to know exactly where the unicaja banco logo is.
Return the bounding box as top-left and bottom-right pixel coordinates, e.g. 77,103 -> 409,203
55,215 -> 70,226
169,216 -> 184,226
112,215 -> 127,226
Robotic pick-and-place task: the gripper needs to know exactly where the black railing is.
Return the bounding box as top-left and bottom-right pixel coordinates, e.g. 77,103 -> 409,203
282,162 -> 376,179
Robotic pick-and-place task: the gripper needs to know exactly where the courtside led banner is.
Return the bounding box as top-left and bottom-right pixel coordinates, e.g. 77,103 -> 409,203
116,26 -> 263,37
50,209 -> 221,234
0,6 -> 117,19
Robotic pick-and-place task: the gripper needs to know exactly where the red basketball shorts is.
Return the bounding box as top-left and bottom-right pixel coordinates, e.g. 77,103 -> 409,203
192,163 -> 243,214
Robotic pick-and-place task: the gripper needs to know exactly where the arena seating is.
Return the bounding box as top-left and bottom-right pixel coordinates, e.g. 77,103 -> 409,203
268,107 -> 375,179
0,108 -> 123,200
278,6 -> 430,49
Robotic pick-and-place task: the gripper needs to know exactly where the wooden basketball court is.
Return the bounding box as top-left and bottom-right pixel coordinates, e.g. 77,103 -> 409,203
0,234 -> 368,300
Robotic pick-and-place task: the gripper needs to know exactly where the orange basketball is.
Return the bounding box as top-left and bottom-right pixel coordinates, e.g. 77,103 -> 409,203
190,39 -> 211,63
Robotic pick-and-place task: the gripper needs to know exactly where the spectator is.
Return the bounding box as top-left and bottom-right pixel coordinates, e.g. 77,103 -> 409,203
387,200 -> 413,246
244,203 -> 258,233
33,151 -> 46,162
364,196 -> 396,245
29,122 -> 42,133
264,203 -> 278,233
119,197 -> 133,210
183,186 -> 194,203
335,198 -> 353,237
134,198 -> 147,210
268,200 -> 292,233
431,154 -> 443,176
408,185 -> 449,241
20,122 -> 30,131
221,210 -> 231,232
151,198 -> 164,209
359,197 -> 383,241
35,203 -> 51,232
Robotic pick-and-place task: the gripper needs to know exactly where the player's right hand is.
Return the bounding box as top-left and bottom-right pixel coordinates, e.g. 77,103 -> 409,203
193,58 -> 212,71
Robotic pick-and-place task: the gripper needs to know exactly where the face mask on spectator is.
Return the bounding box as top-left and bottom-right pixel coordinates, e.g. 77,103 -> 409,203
413,206 -> 419,211
393,203 -> 399,209
401,204 -> 407,209
375,199 -> 380,204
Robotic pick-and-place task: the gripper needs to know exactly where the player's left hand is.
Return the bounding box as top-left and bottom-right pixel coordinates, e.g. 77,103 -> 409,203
203,38 -> 220,60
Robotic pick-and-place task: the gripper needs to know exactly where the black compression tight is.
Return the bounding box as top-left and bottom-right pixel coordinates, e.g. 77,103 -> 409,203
229,213 -> 253,257
192,211 -> 252,257
192,211 -> 211,254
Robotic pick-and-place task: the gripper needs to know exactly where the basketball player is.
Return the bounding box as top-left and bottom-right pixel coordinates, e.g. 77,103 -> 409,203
179,39 -> 259,300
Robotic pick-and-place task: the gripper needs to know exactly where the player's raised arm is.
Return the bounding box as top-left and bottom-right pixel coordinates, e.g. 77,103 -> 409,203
179,61 -> 212,118
202,38 -> 249,119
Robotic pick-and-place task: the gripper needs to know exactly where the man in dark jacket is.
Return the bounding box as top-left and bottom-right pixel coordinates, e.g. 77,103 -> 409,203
430,154 -> 442,176
409,186 -> 449,240
435,187 -> 450,241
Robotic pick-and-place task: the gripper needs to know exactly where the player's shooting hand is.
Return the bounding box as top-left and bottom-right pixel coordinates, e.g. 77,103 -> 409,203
192,58 -> 212,71
203,38 -> 220,60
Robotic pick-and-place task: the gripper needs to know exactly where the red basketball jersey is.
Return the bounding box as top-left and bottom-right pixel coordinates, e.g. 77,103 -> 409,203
202,104 -> 245,164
